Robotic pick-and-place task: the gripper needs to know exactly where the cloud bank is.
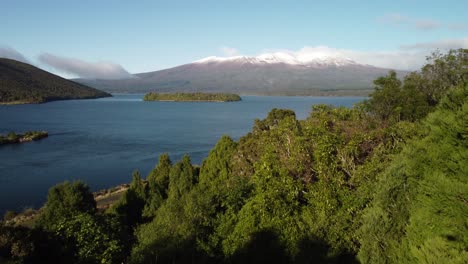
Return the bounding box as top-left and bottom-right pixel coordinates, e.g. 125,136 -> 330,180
248,37 -> 468,70
38,53 -> 134,79
0,46 -> 29,63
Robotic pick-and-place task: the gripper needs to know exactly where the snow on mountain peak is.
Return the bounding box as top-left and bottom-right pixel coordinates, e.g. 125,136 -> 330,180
194,51 -> 357,67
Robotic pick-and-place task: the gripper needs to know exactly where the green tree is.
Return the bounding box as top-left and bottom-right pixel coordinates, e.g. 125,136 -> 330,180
253,108 -> 296,132
131,153 -> 202,264
143,153 -> 172,218
199,136 -> 237,185
418,49 -> 468,105
0,223 -> 72,263
36,181 -> 96,230
399,73 -> 432,121
54,213 -> 127,264
221,151 -> 305,260
110,170 -> 147,227
147,153 -> 172,196
168,155 -> 196,199
366,49 -> 467,122
366,70 -> 403,120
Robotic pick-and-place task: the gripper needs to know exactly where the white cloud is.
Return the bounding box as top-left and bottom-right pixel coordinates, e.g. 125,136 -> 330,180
414,19 -> 440,30
233,37 -> 468,71
340,49 -> 428,70
38,53 -> 134,79
400,37 -> 468,50
281,46 -> 427,70
219,46 -> 239,56
0,46 -> 29,63
377,13 -> 467,31
448,23 -> 468,31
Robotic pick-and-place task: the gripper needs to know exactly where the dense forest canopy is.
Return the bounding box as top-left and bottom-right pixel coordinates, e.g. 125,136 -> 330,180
0,49 -> 466,264
0,58 -> 111,104
143,92 -> 241,102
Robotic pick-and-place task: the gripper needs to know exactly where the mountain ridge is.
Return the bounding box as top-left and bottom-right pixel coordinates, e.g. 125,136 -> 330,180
75,55 -> 409,96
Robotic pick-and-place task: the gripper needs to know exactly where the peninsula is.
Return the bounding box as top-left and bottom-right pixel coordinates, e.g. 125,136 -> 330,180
0,58 -> 111,104
143,92 -> 241,102
0,131 -> 48,145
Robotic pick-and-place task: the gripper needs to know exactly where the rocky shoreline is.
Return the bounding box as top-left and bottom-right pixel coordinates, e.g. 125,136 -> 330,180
0,131 -> 48,145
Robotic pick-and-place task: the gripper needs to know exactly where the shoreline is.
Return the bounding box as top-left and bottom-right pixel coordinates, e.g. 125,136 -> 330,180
0,94 -> 112,105
0,101 -> 35,105
147,99 -> 228,102
3,182 -> 131,227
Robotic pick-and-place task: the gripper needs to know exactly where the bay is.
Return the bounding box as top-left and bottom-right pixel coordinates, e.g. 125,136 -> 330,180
0,94 -> 364,214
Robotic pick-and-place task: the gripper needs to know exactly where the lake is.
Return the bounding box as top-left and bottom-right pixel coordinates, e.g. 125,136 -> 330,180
0,94 -> 365,214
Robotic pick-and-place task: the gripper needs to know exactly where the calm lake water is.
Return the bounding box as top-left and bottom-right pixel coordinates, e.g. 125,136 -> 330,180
0,94 -> 365,214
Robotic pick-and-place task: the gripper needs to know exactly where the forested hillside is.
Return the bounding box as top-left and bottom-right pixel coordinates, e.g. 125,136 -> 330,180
0,49 -> 466,264
0,58 -> 111,104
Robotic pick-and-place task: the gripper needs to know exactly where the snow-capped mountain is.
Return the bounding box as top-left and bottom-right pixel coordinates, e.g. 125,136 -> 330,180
193,52 -> 358,67
76,53 -> 407,96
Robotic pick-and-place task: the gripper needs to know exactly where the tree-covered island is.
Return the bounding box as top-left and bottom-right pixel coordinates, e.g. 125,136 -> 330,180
0,131 -> 48,145
143,92 -> 241,102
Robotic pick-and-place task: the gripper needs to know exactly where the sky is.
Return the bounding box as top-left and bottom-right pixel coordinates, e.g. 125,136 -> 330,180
1,0 -> 467,79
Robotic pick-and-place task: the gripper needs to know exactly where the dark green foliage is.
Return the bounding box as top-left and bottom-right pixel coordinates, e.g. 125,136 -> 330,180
21,181 -> 131,263
143,153 -> 172,218
168,155 -> 197,199
36,181 -> 96,230
3,211 -> 17,222
0,224 -> 71,263
0,224 -> 36,262
1,180 -> 128,263
143,92 -> 241,102
199,135 -> 238,185
110,170 -> 147,227
253,108 -> 296,132
54,213 -> 127,264
365,49 -> 467,122
1,215 -> 128,264
358,85 -> 468,263
130,139 -> 247,263
147,153 -> 172,196
418,49 -> 468,104
221,151 -> 305,258
0,58 -> 111,103
367,70 -> 404,120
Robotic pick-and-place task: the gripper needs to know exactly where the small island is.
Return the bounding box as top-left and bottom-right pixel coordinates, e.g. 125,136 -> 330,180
143,92 -> 241,102
0,131 -> 48,145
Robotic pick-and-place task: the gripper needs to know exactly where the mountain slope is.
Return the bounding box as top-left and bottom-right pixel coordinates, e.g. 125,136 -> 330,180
0,58 -> 111,104
77,54 -> 408,96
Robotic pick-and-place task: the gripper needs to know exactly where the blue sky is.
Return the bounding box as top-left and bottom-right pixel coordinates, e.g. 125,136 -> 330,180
1,0 -> 467,78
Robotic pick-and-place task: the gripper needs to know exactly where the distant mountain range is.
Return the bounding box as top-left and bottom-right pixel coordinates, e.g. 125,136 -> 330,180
0,58 -> 111,104
76,52 -> 408,96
